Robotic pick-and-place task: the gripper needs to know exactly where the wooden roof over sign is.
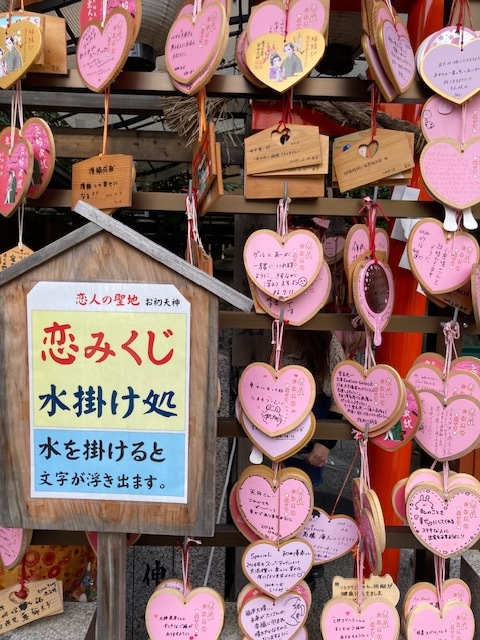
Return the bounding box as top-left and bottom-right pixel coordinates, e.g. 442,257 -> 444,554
0,200 -> 253,313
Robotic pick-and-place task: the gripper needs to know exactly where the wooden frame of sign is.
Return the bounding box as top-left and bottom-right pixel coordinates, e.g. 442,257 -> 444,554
0,202 -> 251,537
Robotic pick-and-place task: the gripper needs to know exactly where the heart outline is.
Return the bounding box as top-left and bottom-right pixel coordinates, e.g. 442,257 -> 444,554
76,9 -> 134,93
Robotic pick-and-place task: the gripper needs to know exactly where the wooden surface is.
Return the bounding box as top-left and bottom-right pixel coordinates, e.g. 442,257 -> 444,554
0,230 -> 219,536
97,532 -> 127,640
35,189 -> 457,218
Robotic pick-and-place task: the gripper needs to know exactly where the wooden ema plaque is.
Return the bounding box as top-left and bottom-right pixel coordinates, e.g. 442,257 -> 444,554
0,208 -> 223,536
71,154 -> 134,210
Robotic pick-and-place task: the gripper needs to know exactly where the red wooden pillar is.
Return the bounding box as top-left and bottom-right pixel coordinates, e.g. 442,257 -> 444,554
367,0 -> 444,581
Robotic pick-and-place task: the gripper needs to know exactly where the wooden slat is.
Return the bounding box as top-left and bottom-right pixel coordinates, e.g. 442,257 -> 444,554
19,71 -> 431,104
219,311 -> 477,334
52,129 -> 244,165
30,524 -> 480,551
36,190 -> 450,218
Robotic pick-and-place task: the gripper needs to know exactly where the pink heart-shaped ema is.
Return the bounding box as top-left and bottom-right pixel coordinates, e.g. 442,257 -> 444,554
321,597 -> 400,640
236,466 -> 313,542
76,9 -> 134,92
353,501 -> 383,575
0,527 -> 31,570
170,51 -> 220,95
297,507 -> 359,563
377,19 -> 415,93
244,229 -> 323,301
416,390 -> 480,461
344,224 -> 389,272
406,363 -> 444,393
21,117 -> 55,200
242,539 -> 313,598
371,383 -> 421,451
406,603 -> 474,640
165,2 -> 227,84
235,29 -> 265,89
421,94 -> 480,143
405,469 -> 480,500
239,591 -> 308,640
420,38 -> 480,103
240,410 -> 315,462
408,218 -> 479,295
79,0 -> 141,39
406,365 -> 480,398
392,478 -> 408,523
451,356 -> 480,378
229,482 -> 261,543
413,351 -> 445,369
332,361 -> 405,435
145,586 -> 225,640
238,363 -> 315,436
156,578 -> 191,596
254,262 -> 331,326
353,259 -> 394,347
238,582 -> 312,614
0,140 -> 34,218
404,579 -> 471,617
362,33 -> 398,102
407,486 -> 480,556
248,0 -> 327,41
420,138 -> 480,209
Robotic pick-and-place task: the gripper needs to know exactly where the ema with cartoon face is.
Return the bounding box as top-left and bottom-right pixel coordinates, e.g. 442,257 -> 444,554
261,404 -> 283,428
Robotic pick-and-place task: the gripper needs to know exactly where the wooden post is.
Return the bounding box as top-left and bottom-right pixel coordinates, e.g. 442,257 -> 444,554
96,532 -> 127,640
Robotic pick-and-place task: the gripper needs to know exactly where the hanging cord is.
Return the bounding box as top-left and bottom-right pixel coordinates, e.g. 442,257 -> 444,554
370,84 -> 380,145
196,87 -> 208,142
276,185 -> 290,239
203,438 -> 237,586
448,0 -> 473,44
357,191 -> 388,265
356,538 -> 365,607
270,317 -> 285,375
434,553 -> 446,608
179,537 -> 201,600
101,87 -> 110,157
363,329 -> 376,371
329,447 -> 360,516
442,309 -> 460,404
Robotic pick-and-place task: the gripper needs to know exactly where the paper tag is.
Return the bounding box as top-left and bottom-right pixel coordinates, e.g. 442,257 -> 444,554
333,128 -> 414,192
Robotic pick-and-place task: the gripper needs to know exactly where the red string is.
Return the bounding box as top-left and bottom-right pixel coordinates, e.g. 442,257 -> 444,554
358,196 -> 390,265
14,555 -> 28,599
283,0 -> 291,40
370,85 -> 380,143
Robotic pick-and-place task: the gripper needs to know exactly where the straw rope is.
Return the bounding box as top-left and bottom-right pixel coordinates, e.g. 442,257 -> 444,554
160,96 -> 425,155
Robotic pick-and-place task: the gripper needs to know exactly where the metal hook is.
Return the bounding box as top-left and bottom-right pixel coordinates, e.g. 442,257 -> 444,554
188,179 -> 193,201
372,186 -> 378,205
283,181 -> 288,205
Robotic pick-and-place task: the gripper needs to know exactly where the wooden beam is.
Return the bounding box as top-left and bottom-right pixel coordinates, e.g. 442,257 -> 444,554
34,190 -> 449,218
52,128 -> 244,164
23,70 -> 430,103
